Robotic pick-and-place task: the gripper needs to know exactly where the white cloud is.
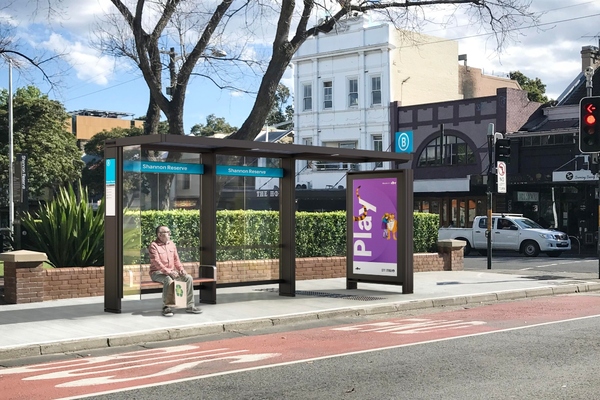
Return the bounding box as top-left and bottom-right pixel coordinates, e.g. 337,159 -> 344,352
40,33 -> 119,85
4,0 -> 600,125
4,0 -> 112,35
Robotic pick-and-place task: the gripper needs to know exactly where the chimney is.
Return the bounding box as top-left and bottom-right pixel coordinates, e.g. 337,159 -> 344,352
581,45 -> 600,72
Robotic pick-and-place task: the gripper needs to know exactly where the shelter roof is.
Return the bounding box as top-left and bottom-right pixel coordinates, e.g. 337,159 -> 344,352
106,134 -> 413,164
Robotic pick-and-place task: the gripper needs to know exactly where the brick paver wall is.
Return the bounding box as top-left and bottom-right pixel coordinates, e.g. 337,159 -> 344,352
5,246 -> 463,303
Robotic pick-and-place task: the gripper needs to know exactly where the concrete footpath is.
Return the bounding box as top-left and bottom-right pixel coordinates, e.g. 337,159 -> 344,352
1,270 -> 600,361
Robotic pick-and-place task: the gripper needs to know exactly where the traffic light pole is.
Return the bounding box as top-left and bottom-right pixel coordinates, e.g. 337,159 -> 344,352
579,67 -> 600,279
596,153 -> 600,278
486,128 -> 494,270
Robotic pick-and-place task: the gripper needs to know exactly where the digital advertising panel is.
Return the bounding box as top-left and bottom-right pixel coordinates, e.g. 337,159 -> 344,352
351,176 -> 398,277
346,170 -> 413,293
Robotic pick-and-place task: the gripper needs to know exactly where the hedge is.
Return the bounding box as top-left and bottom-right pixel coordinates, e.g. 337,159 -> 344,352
127,210 -> 438,263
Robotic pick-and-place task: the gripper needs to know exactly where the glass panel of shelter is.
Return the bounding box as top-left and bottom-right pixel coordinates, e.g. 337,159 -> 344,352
121,145 -> 142,297
124,151 -> 203,296
215,155 -> 281,284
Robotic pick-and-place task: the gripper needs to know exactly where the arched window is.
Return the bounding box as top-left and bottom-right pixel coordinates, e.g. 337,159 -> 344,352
418,135 -> 475,167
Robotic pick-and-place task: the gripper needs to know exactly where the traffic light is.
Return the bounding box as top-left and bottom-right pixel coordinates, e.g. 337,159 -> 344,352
579,96 -> 600,153
494,138 -> 511,164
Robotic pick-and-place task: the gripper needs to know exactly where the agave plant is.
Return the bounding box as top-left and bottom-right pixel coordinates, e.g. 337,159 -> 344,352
21,182 -> 105,267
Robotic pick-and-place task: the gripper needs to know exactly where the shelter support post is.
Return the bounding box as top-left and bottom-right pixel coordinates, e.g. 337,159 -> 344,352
279,157 -> 295,297
104,145 -> 122,313
400,169 -> 414,294
201,152 -> 217,267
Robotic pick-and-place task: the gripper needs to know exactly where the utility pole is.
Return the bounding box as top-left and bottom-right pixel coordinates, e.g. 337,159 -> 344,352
165,47 -> 177,98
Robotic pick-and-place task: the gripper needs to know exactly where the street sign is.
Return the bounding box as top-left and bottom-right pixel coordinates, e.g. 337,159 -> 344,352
497,161 -> 507,193
394,131 -> 413,153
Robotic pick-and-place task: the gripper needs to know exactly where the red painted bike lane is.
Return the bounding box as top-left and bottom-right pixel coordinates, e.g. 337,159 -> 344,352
2,294 -> 600,400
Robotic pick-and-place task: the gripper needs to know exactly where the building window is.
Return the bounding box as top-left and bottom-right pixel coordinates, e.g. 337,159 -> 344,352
303,138 -> 313,169
302,83 -> 312,111
348,78 -> 358,107
182,174 -> 191,190
372,134 -> 383,167
417,134 -> 476,167
522,134 -> 574,147
323,81 -> 333,109
315,141 -> 358,171
371,76 -> 381,105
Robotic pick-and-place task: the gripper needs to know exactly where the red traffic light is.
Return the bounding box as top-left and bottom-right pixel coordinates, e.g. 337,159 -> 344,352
580,96 -> 600,153
585,114 -> 596,126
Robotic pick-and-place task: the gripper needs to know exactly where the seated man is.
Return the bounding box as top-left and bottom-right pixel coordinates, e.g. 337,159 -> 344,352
148,225 -> 202,317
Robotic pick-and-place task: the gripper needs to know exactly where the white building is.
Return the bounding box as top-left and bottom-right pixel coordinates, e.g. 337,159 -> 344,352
290,14 -> 518,190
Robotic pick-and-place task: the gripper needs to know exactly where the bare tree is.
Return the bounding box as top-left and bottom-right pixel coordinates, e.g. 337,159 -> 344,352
101,0 -> 537,141
0,0 -> 71,89
94,0 -> 536,209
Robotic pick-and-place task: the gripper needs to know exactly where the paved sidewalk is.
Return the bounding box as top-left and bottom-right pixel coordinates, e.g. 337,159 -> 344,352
1,270 -> 599,361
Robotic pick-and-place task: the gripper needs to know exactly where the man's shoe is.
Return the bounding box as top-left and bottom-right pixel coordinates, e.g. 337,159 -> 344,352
162,306 -> 174,317
186,306 -> 202,314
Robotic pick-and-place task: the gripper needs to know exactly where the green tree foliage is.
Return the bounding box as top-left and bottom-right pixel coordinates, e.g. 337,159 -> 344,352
509,71 -> 549,103
135,116 -> 169,134
266,84 -> 293,128
190,114 -> 238,137
82,126 -> 144,200
84,126 -> 144,158
0,86 -> 83,203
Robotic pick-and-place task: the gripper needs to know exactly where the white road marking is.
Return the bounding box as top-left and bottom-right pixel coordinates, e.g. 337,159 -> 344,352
3,346 -> 280,388
331,318 -> 486,334
57,313 -> 600,400
2,346 -> 227,375
520,259 -> 597,270
24,349 -> 250,381
56,353 -> 281,387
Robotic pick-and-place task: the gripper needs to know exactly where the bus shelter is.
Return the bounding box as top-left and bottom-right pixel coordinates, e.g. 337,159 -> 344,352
104,134 -> 412,313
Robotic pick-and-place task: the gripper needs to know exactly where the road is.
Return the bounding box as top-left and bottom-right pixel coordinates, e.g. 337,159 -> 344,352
465,252 -> 600,279
3,293 -> 600,399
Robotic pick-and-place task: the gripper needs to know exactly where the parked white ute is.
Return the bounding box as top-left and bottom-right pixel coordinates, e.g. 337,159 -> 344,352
438,213 -> 571,257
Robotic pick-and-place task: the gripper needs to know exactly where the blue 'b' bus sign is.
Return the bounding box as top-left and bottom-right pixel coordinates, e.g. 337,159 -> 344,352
395,131 -> 413,153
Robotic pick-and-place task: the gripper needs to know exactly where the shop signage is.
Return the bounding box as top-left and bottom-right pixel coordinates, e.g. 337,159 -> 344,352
552,170 -> 598,182
516,192 -> 538,202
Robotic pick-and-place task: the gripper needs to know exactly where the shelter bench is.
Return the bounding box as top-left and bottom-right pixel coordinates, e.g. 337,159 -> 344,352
139,265 -> 217,304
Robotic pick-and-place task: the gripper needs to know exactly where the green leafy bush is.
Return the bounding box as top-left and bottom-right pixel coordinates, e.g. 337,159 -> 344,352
21,203 -> 439,267
134,210 -> 437,262
21,183 -> 105,267
413,212 -> 440,253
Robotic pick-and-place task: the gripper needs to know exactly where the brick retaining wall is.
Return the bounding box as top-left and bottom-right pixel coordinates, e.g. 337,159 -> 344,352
3,241 -> 463,303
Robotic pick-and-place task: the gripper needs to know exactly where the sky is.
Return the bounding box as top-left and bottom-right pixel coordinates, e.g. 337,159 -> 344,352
1,0 -> 600,133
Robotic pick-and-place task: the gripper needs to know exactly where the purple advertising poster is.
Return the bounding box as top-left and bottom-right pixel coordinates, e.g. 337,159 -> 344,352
351,177 -> 398,276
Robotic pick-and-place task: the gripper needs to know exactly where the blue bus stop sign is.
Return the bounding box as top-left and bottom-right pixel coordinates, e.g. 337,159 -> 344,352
395,131 -> 413,153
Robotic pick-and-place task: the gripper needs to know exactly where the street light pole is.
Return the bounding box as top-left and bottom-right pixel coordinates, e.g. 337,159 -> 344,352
8,59 -> 14,236
167,47 -> 176,98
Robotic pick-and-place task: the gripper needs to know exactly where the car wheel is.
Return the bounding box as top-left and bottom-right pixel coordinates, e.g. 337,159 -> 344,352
522,241 -> 540,257
547,252 -> 562,257
457,238 -> 471,256
478,250 -> 487,256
